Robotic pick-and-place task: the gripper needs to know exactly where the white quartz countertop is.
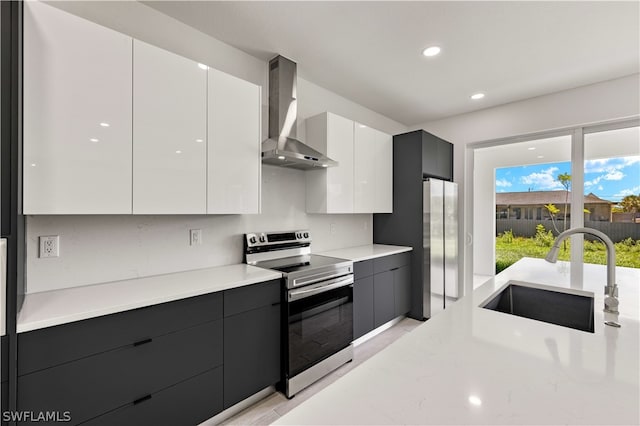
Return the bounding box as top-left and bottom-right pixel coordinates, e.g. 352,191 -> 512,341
275,257 -> 640,425
317,244 -> 412,262
17,264 -> 282,333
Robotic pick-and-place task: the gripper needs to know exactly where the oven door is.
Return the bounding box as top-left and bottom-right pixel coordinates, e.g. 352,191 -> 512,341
287,275 -> 353,378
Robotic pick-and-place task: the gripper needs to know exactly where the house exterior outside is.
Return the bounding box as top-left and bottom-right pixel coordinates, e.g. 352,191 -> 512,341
496,191 -> 613,222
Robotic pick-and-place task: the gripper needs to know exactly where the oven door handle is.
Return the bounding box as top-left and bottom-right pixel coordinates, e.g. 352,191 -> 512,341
288,276 -> 354,302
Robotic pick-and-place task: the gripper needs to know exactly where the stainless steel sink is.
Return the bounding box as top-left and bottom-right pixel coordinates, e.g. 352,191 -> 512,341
481,281 -> 595,333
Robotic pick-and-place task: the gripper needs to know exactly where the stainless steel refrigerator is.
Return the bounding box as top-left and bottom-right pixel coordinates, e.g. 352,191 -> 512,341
423,178 -> 458,319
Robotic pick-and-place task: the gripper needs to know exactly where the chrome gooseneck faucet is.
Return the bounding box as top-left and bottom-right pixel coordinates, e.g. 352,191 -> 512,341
545,227 -> 619,315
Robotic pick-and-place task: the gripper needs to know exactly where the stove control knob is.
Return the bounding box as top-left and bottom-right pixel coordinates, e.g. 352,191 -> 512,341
249,236 -> 257,244
259,235 -> 266,243
303,232 -> 309,238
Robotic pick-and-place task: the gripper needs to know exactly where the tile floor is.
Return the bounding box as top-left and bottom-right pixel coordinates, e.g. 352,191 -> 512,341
208,317 -> 423,426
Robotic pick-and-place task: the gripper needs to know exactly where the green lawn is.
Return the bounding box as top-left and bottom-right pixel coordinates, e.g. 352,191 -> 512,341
496,234 -> 640,273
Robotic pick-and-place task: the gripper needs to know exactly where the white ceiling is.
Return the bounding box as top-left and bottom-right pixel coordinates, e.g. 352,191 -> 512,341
144,1 -> 640,126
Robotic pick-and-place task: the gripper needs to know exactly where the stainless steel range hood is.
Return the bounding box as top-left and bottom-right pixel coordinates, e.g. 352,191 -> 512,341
262,56 -> 338,170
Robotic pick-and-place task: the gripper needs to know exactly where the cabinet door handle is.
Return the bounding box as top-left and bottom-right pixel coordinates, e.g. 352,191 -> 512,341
133,338 -> 153,347
271,302 -> 281,306
390,267 -> 400,271
133,395 -> 152,405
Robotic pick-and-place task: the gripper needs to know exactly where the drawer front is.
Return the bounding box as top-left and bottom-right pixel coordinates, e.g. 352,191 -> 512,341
373,252 -> 410,274
18,291 -> 222,375
82,366 -> 223,426
224,279 -> 281,317
353,259 -> 374,279
18,319 -> 222,424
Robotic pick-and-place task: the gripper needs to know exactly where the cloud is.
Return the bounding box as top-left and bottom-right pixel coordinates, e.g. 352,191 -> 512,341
520,166 -> 564,190
598,185 -> 604,191
614,185 -> 640,198
584,156 -> 640,173
603,170 -> 624,181
496,178 -> 512,188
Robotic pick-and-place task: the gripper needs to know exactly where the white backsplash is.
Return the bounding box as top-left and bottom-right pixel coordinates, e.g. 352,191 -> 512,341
25,165 -> 373,293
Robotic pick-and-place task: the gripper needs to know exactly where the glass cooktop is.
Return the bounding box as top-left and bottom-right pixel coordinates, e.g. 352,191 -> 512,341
255,254 -> 348,274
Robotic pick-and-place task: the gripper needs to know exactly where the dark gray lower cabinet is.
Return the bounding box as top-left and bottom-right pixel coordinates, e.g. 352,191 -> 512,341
16,279 -> 282,425
373,270 -> 395,328
353,252 -> 412,338
223,303 -> 280,408
393,266 -> 411,315
82,366 -> 223,426
353,276 -> 374,339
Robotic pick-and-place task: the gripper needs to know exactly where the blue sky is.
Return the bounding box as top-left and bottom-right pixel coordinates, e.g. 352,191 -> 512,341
496,156 -> 640,203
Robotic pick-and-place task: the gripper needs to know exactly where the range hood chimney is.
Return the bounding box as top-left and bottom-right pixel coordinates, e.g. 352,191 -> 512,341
262,56 -> 338,170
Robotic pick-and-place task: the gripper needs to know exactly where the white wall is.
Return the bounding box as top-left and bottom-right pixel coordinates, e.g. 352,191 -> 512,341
412,74 -> 640,280
26,2 -> 407,293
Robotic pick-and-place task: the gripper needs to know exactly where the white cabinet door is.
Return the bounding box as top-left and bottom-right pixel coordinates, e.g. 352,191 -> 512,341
23,1 -> 133,214
207,68 -> 261,214
326,113 -> 354,213
305,112 -> 355,213
353,124 -> 376,213
373,130 -> 393,213
132,40 -> 207,214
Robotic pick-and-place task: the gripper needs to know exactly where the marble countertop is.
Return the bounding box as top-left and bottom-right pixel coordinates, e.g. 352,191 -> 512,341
275,257 -> 640,425
317,244 -> 412,262
17,264 -> 282,333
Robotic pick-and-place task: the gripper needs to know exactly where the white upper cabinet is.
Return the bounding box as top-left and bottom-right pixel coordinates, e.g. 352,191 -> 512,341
306,112 -> 393,214
23,1 -> 133,214
207,68 -> 261,214
373,129 -> 393,213
306,113 -> 355,213
132,40 -> 207,214
354,124 -> 376,213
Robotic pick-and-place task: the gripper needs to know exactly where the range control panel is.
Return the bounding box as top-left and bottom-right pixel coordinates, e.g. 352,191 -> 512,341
245,230 -> 311,248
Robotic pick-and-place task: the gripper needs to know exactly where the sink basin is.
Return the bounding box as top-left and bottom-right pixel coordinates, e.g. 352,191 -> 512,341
481,281 -> 594,333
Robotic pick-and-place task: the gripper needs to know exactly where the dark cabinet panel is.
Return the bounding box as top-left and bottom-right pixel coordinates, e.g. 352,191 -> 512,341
18,320 -> 222,424
353,276 -> 374,339
394,266 -> 411,316
223,303 -> 281,409
1,335 -> 7,382
18,291 -> 223,376
421,131 -> 453,181
354,259 -> 374,279
373,252 -> 410,274
224,279 -> 281,317
373,271 -> 395,328
82,366 -> 223,426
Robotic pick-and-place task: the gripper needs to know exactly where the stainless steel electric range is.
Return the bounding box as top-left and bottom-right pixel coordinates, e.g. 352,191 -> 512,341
244,230 -> 354,398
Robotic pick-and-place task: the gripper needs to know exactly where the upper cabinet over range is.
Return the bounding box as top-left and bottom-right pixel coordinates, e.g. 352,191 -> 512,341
305,112 -> 393,214
23,1 -> 261,215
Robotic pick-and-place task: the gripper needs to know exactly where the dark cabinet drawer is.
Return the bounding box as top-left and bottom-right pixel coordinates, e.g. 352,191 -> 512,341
224,279 -> 281,317
18,319 -> 223,424
354,259 -> 374,279
1,335 -> 7,382
373,252 -> 410,274
82,366 -> 223,426
224,303 -> 280,408
19,291 -> 223,376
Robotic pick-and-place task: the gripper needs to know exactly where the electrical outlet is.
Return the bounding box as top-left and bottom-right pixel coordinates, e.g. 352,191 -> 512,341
39,235 -> 59,258
190,229 -> 202,246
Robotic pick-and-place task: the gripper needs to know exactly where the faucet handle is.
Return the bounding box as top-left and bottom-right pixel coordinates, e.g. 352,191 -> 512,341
604,295 -> 619,314
604,285 -> 618,297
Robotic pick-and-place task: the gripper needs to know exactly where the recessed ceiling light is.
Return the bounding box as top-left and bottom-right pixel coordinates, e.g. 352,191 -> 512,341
175,150 -> 182,154
196,139 -> 203,143
359,124 -> 367,128
470,93 -> 485,100
30,163 -> 36,167
322,164 -> 328,168
278,155 -> 285,160
537,155 -> 544,159
90,138 -> 99,143
422,46 -> 441,57
468,396 -> 482,407
198,63 -> 208,70
527,147 -> 536,151
99,122 -> 110,127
